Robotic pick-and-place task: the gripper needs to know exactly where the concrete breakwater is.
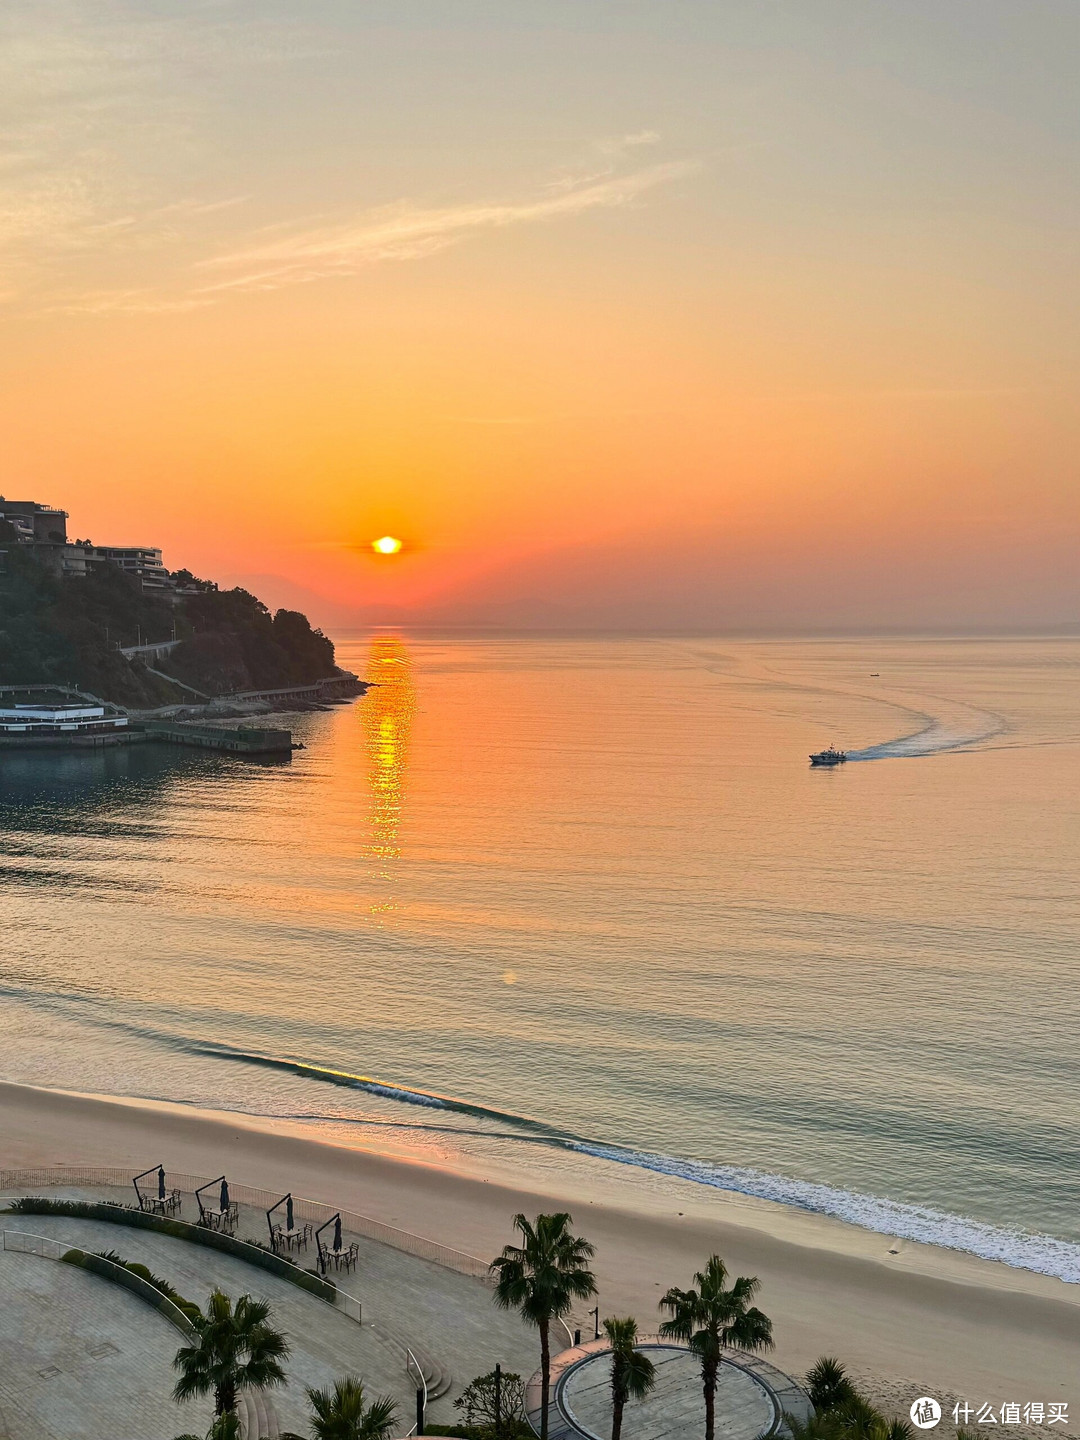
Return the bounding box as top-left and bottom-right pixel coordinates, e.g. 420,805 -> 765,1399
140,721 -> 296,755
0,720 -> 297,758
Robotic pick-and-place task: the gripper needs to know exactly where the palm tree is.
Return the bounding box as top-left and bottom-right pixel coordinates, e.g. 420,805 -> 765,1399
805,1357 -> 855,1414
874,1423 -> 913,1440
787,1400 -> 914,1440
490,1212 -> 597,1440
174,1414 -> 242,1440
173,1289 -> 289,1422
280,1376 -> 399,1440
604,1317 -> 656,1440
659,1254 -> 773,1440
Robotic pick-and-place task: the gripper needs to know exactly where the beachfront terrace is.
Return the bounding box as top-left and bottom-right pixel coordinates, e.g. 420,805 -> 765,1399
0,1164 -> 539,1438
0,1163 -> 818,1440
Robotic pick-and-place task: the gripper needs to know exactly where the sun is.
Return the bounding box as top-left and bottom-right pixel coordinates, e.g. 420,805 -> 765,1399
372,535 -> 403,556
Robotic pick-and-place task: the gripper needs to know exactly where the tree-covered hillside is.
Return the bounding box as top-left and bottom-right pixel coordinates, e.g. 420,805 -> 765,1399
0,527 -> 340,707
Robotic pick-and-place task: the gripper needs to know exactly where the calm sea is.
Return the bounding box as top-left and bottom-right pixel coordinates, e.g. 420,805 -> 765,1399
2,636 -> 1079,1280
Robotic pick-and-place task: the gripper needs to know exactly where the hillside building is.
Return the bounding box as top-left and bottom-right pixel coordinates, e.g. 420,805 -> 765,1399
62,543 -> 169,589
0,495 -> 168,592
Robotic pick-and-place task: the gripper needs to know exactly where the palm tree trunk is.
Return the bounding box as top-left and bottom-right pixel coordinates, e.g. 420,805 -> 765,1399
612,1393 -> 625,1440
704,1356 -> 717,1440
216,1378 -> 236,1418
540,1317 -> 551,1440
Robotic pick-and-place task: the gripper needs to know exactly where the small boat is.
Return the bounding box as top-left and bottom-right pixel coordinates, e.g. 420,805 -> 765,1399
810,747 -> 847,766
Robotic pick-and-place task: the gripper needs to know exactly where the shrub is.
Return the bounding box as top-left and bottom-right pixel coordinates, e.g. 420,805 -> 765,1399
9,1197 -> 335,1302
90,1249 -> 203,1323
452,1370 -> 530,1438
788,1358 -> 914,1440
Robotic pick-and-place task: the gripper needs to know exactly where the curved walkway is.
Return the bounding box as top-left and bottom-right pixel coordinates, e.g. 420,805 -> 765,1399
529,1338 -> 814,1440
0,1244 -> 209,1439
0,1175 -> 541,1434
10,1214 -> 415,1438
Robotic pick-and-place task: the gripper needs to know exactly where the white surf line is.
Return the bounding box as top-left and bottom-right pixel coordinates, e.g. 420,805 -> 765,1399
574,1142 -> 1080,1284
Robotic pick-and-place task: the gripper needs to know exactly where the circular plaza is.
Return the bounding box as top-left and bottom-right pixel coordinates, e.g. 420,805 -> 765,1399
533,1337 -> 814,1440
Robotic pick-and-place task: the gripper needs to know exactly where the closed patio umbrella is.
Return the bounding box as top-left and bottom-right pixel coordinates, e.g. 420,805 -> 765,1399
220,1179 -> 230,1212
286,1195 -> 294,1230
333,1214 -> 342,1251
157,1166 -> 166,1201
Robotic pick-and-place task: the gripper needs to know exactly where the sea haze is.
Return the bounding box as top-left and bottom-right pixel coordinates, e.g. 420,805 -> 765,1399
1,636 -> 1079,1281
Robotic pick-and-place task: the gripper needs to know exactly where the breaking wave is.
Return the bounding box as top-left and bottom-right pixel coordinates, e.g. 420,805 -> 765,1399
197,1045 -> 1080,1284
572,1144 -> 1080,1283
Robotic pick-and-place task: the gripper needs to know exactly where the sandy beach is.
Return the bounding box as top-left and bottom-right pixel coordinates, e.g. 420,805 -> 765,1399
0,1079 -> 1076,1431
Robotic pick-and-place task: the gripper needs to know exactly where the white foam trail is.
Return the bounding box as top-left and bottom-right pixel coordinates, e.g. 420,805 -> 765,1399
573,1144 -> 1080,1283
847,704 -> 1005,761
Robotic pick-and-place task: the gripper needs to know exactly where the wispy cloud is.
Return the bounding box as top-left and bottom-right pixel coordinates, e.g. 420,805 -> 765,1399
596,130 -> 662,157
0,4 -> 317,310
45,287 -> 212,316
195,160 -> 699,295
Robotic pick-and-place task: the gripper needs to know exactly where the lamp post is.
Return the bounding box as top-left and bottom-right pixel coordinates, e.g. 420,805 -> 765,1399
590,1306 -> 600,1341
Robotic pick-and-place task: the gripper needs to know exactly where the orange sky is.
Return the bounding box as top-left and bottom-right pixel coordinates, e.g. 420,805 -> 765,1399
3,2 -> 1078,630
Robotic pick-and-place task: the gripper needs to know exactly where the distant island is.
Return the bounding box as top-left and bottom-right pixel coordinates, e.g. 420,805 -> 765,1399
0,496 -> 362,710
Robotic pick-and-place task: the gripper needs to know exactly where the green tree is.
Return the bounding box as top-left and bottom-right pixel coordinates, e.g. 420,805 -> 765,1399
173,1290 -> 289,1422
280,1375 -> 398,1440
659,1255 -> 773,1440
604,1317 -> 656,1440
453,1369 -> 530,1437
490,1212 -> 597,1440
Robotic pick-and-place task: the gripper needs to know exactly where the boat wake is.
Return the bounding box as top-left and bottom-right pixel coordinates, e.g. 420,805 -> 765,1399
845,700 -> 1006,761
682,642 -> 1007,763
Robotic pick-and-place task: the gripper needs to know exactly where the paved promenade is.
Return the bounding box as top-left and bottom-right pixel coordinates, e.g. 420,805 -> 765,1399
10,1215 -> 410,1436
0,1246 -> 205,1439
0,1186 -> 539,1437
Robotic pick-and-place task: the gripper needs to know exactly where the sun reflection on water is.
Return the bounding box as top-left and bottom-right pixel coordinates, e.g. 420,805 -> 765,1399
361,634 -> 416,911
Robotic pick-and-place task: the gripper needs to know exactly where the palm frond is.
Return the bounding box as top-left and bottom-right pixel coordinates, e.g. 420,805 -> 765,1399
805,1358 -> 854,1413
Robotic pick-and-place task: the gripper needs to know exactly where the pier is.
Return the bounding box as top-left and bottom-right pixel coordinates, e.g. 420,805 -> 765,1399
0,693 -> 298,757
138,721 -> 296,756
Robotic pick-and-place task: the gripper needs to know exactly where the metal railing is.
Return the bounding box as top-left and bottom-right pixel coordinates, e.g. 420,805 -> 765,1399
2,1197 -> 351,1319
1,1182 -> 443,1413
333,1285 -> 364,1325
2,1228 -> 64,1260
2,1228 -> 196,1337
0,1165 -> 491,1280
404,1346 -> 428,1438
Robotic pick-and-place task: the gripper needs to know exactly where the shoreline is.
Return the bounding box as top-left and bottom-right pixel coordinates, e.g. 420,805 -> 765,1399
1,1079 -> 1077,1420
